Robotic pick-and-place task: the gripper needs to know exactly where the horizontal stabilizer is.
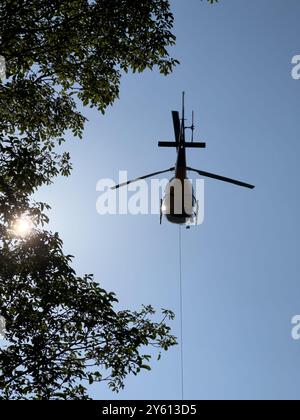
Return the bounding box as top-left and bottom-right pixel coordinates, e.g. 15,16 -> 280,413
158,141 -> 206,148
184,142 -> 206,148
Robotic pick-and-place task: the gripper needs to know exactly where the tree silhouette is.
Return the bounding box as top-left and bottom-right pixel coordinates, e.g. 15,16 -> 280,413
0,0 -> 216,399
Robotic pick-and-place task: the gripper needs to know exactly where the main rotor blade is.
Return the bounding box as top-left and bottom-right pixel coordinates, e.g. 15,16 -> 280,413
172,111 -> 181,144
187,167 -> 255,189
112,167 -> 175,190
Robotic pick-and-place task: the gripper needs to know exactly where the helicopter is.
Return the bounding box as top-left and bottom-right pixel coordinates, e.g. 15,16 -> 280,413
112,93 -> 255,227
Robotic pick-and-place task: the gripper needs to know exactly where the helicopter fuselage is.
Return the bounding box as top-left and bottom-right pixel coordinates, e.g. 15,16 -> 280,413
161,119 -> 197,226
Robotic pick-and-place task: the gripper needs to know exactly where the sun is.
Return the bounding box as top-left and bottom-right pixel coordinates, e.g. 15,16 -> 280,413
12,215 -> 34,237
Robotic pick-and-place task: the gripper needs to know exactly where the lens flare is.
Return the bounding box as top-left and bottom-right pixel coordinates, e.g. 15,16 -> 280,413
12,215 -> 33,237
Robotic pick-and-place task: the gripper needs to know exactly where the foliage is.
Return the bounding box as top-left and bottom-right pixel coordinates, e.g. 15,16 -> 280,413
0,0 -> 216,399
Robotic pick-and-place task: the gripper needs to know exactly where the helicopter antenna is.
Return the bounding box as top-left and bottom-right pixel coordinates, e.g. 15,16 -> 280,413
182,91 -> 185,124
191,111 -> 195,143
181,91 -> 187,143
182,92 -> 185,138
185,110 -> 195,143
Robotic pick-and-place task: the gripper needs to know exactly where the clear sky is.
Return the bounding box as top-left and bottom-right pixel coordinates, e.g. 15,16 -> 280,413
36,0 -> 300,400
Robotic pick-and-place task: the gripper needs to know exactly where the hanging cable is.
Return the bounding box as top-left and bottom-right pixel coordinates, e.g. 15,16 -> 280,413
179,226 -> 184,400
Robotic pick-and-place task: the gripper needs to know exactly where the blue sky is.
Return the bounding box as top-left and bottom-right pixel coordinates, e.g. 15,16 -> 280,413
36,0 -> 300,400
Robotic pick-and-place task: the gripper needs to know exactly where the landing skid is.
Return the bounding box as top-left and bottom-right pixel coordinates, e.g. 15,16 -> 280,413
160,199 -> 163,225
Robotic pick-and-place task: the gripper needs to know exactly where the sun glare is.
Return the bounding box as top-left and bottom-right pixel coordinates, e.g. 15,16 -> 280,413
12,215 -> 33,237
